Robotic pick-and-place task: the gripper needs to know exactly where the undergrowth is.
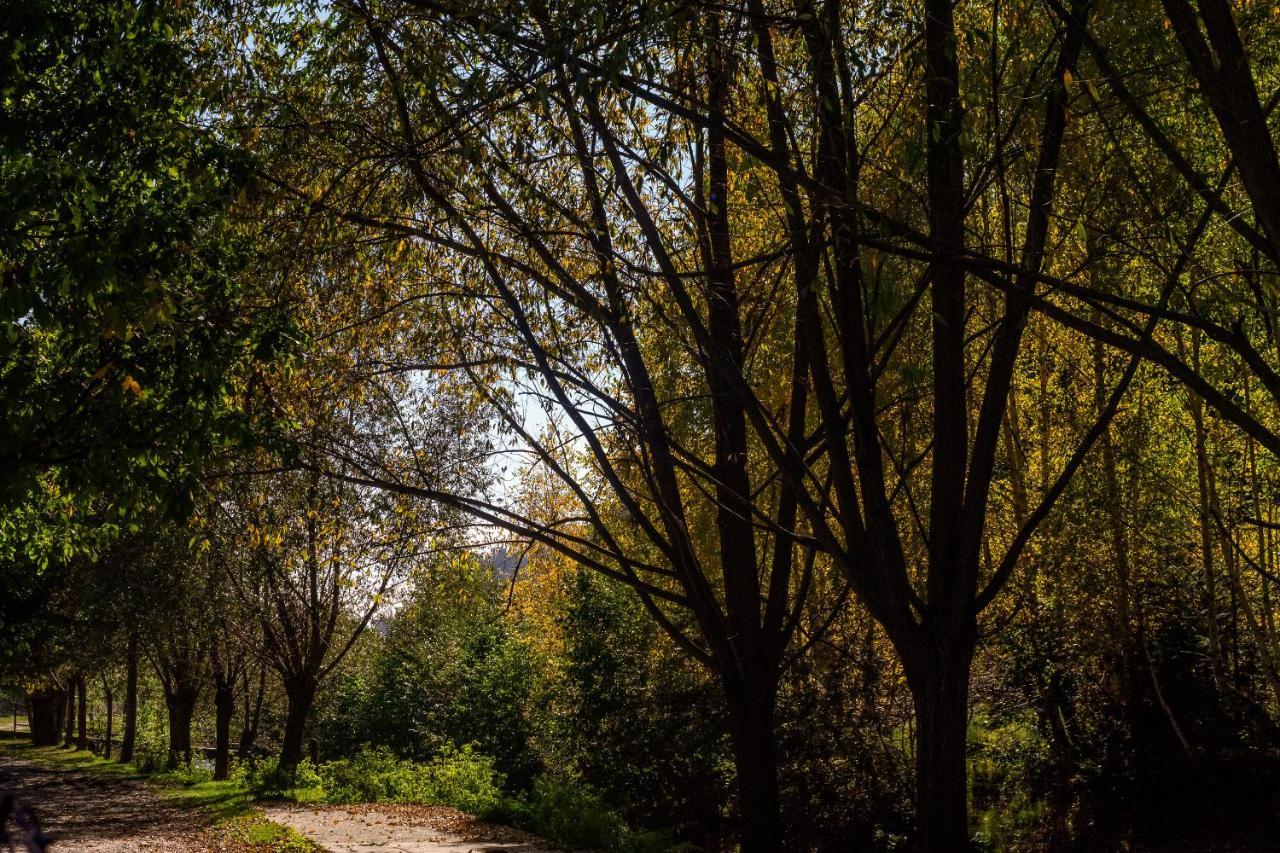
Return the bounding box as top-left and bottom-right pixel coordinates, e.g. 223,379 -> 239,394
246,744 -> 674,851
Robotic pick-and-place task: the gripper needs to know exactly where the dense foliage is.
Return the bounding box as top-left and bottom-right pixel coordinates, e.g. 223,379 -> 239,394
0,0 -> 285,516
7,0 -> 1280,851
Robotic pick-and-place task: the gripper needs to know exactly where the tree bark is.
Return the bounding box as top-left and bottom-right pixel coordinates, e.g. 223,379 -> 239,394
724,678 -> 782,853
238,667 -> 265,759
1161,0 -> 1280,262
62,677 -> 75,748
75,674 -> 88,751
102,679 -> 113,760
27,687 -> 65,747
165,689 -> 197,770
119,634 -> 138,763
279,679 -> 317,774
1191,386 -> 1225,685
905,637 -> 975,853
213,682 -> 235,780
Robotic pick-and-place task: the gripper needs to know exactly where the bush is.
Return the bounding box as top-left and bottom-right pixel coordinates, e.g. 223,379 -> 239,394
516,774 -> 625,848
312,561 -> 544,789
419,745 -> 506,816
304,747 -> 666,851
234,755 -> 296,799
294,758 -> 323,791
969,708 -> 1050,849
510,774 -> 673,853
316,746 -> 410,802
132,748 -> 167,774
316,745 -> 504,815
555,570 -> 730,843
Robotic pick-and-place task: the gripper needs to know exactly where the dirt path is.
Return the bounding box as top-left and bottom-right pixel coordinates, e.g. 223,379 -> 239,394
0,751 -> 209,851
261,803 -> 560,853
0,751 -> 555,853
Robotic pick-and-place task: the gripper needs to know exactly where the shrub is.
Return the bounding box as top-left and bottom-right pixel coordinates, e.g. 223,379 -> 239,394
312,561 -> 544,789
132,749 -> 166,774
235,755 -> 296,799
294,758 -> 323,791
316,745 -> 504,815
517,774 -> 626,848
969,709 -> 1050,849
512,774 -> 673,852
307,748 -> 666,851
418,745 -> 505,816
555,570 -> 730,842
316,746 -> 413,802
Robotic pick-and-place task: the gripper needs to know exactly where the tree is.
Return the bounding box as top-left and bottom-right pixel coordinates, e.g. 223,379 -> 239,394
206,567 -> 256,780
26,683 -> 65,747
150,604 -> 209,770
256,0 -> 1127,846
8,0 -> 1277,848
0,0 -> 292,763
209,638 -> 251,780
219,464 -> 424,773
254,3 -> 862,842
118,630 -> 140,763
237,665 -> 267,761
0,0 -> 283,517
982,0 -> 1280,461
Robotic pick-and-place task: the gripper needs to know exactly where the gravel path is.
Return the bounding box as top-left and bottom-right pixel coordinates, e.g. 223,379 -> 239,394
261,803 -> 560,853
0,751 -> 208,851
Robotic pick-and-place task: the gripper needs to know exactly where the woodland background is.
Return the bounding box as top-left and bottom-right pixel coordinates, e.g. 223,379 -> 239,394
4,0 -> 1280,850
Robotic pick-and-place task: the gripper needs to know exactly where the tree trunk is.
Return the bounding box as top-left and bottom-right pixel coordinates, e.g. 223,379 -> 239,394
119,634 -> 138,763
238,667 -> 265,759
62,677 -> 76,748
906,639 -> 975,853
102,680 -> 114,760
1186,355 -> 1226,686
27,688 -> 65,746
213,682 -> 235,781
75,674 -> 88,750
279,679 -> 317,774
165,690 -> 197,770
724,678 -> 782,853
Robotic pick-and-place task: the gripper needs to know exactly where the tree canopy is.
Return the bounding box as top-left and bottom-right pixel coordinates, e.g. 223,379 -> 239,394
6,1 -> 1280,851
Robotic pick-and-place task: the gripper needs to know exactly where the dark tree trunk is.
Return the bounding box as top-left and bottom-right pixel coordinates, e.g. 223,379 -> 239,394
62,678 -> 75,748
27,688 -> 65,747
75,674 -> 87,750
102,681 -> 113,760
724,678 -> 782,853
164,690 -> 197,770
906,639 -> 975,853
213,682 -> 235,780
238,667 -> 265,759
119,635 -> 138,763
278,679 -> 317,774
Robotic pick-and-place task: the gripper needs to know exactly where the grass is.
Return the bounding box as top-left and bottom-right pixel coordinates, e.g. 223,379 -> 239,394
213,814 -> 318,852
0,734 -> 317,851
0,737 -> 145,779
